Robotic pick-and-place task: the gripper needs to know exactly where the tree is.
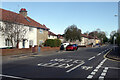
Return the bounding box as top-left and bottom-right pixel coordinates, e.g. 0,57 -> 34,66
89,29 -> 108,43
0,21 -> 28,48
84,31 -> 89,35
109,31 -> 117,44
64,24 -> 81,42
116,33 -> 120,46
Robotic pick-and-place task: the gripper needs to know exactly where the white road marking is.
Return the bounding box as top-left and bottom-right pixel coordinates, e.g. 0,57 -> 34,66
65,64 -> 74,68
87,58 -> 107,79
0,74 -> 30,80
81,66 -> 93,70
55,63 -> 73,68
103,70 -> 107,73
38,63 -> 59,67
99,67 -> 109,79
94,69 -> 98,72
91,72 -> 96,75
66,62 -> 85,73
105,67 -> 108,70
49,63 -> 59,67
99,76 -> 104,79
87,75 -> 93,79
97,53 -> 101,56
55,64 -> 67,68
101,51 -> 104,53
73,60 -> 84,64
88,56 -> 95,61
101,72 -> 106,76
102,67 -> 120,70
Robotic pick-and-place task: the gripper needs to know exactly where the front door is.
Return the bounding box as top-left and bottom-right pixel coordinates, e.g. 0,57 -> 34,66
23,39 -> 25,48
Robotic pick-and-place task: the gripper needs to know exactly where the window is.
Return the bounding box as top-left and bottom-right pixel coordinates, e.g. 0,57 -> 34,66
29,40 -> 33,46
29,27 -> 33,31
49,35 -> 50,37
5,39 -> 12,46
39,40 -> 43,45
39,29 -> 43,33
25,18 -> 31,22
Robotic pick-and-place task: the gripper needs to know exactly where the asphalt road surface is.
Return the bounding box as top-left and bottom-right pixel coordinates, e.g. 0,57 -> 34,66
2,45 -> 120,80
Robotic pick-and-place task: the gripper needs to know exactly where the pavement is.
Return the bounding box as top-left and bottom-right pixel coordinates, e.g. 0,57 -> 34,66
105,46 -> 120,61
2,47 -> 89,63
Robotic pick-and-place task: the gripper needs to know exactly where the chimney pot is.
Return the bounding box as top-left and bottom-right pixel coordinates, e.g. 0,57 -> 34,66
19,8 -> 27,18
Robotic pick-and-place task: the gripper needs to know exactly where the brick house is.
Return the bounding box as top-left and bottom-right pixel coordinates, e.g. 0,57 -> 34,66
0,8 -> 49,48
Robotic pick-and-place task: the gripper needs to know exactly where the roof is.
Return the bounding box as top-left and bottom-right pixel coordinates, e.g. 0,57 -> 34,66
57,34 -> 64,39
81,34 -> 88,38
81,34 -> 98,39
0,8 -> 49,30
48,31 -> 56,36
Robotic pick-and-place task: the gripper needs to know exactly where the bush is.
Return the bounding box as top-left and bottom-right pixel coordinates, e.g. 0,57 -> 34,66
44,39 -> 61,47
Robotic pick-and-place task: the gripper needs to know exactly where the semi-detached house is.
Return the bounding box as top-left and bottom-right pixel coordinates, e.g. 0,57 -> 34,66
0,8 -> 49,48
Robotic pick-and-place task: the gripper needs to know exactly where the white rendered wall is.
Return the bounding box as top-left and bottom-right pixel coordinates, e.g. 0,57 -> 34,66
19,26 -> 37,48
0,21 -> 37,48
48,35 -> 57,39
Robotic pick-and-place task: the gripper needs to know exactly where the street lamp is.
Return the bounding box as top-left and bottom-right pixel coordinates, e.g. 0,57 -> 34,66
114,14 -> 120,33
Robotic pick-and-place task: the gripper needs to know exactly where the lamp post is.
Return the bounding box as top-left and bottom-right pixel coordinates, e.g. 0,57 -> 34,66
114,14 -> 120,33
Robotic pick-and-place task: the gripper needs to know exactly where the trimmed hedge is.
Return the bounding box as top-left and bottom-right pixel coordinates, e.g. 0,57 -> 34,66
44,39 -> 61,47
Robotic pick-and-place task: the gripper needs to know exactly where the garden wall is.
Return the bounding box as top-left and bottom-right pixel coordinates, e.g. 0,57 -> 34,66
1,46 -> 60,56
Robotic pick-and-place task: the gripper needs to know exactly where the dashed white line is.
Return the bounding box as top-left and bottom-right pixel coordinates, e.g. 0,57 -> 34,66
99,76 -> 104,79
87,75 -> 93,79
94,69 -> 98,72
88,56 -> 95,61
91,72 -> 96,75
101,73 -> 106,76
99,67 -> 109,79
97,53 -> 101,56
87,58 -> 107,79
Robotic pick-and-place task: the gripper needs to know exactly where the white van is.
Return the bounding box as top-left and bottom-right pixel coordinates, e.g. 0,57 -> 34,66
61,43 -> 70,48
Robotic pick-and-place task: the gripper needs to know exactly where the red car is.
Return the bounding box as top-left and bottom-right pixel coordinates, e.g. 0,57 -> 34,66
66,44 -> 78,51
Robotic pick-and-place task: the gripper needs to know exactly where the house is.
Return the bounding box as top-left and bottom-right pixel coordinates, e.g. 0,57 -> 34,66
57,34 -> 65,43
80,34 -> 89,46
78,34 -> 101,46
0,8 -> 49,48
48,31 -> 57,39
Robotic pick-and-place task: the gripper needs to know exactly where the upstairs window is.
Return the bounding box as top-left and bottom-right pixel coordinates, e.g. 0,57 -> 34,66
25,18 -> 31,22
29,40 -> 33,46
39,29 -> 43,33
29,27 -> 33,31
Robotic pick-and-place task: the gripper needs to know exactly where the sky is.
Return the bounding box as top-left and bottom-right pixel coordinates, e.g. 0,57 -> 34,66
1,2 -> 118,38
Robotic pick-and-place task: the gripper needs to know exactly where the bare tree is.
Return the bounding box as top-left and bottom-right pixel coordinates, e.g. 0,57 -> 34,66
0,21 -> 28,48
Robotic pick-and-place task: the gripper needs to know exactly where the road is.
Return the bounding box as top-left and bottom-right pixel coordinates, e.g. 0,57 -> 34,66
1,45 -> 120,80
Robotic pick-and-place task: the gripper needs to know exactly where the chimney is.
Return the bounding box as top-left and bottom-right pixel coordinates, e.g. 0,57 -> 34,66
19,8 -> 27,18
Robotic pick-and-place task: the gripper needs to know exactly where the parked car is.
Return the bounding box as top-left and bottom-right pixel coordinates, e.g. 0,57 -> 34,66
60,45 -> 64,50
66,44 -> 78,51
60,43 -> 70,50
62,43 -> 70,48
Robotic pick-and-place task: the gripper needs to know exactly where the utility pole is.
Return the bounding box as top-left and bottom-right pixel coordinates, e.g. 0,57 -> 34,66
118,1 -> 120,33
114,36 -> 116,50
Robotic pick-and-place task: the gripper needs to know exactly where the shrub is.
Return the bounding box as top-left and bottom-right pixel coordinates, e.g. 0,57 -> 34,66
44,39 -> 61,47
